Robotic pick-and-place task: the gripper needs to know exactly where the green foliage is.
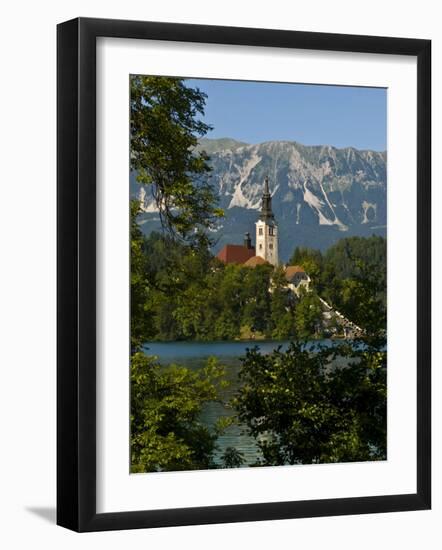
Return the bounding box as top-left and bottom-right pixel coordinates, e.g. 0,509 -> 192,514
132,230 -> 388,470
234,342 -> 386,465
131,353 -> 227,472
288,236 -> 386,340
294,291 -> 323,339
129,74 -> 388,472
320,236 -> 386,341
289,246 -> 323,285
233,241 -> 387,466
130,200 -> 153,352
221,447 -> 245,468
137,233 -> 387,343
130,75 -> 223,244
270,266 -> 297,339
139,233 -> 294,341
130,77 -> 234,473
323,235 -> 386,282
241,265 -> 274,334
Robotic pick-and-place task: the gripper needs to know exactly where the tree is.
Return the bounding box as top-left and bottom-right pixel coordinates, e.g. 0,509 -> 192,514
234,342 -> 386,466
130,200 -> 153,352
289,246 -> 323,286
130,75 -> 223,244
322,237 -> 387,346
129,78 -> 231,472
320,236 -> 386,314
241,265 -> 273,335
221,447 -> 245,468
270,266 -> 296,340
294,291 -> 323,339
212,264 -> 246,340
234,235 -> 388,466
131,353 -> 227,472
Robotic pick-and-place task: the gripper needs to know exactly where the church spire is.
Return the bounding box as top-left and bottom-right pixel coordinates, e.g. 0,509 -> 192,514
260,176 -> 274,221
255,176 -> 279,266
264,175 -> 270,195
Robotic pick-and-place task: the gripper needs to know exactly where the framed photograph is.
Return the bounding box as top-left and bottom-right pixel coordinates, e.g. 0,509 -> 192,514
57,17 -> 431,532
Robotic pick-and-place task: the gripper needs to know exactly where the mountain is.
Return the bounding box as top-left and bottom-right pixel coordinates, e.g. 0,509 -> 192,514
194,137 -> 248,154
131,138 -> 387,262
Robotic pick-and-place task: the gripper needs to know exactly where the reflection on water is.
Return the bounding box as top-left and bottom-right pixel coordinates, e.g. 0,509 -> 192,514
142,340 -> 335,467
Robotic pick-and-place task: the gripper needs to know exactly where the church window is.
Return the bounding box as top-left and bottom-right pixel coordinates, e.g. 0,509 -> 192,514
269,226 -> 274,236
259,227 -> 263,236
259,244 -> 262,250
269,243 -> 273,249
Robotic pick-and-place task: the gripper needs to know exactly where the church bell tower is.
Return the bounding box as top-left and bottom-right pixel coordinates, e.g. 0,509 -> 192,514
255,176 -> 278,266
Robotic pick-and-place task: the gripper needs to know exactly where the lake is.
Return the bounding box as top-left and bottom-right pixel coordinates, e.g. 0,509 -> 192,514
142,339 -> 338,467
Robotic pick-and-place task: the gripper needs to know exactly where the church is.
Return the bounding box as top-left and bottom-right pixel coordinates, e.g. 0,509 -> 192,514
217,176 -> 279,267
216,176 -> 311,295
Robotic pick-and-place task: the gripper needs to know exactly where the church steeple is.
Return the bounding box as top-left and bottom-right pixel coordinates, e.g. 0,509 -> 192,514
260,176 -> 274,221
255,176 -> 279,266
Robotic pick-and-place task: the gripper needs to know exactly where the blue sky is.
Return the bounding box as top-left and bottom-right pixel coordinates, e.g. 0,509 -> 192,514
187,78 -> 387,152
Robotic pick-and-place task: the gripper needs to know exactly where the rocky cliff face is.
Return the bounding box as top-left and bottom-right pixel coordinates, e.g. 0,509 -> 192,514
131,138 -> 387,261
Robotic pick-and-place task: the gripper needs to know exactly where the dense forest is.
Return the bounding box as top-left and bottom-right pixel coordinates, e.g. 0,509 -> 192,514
129,75 -> 387,473
133,216 -> 386,343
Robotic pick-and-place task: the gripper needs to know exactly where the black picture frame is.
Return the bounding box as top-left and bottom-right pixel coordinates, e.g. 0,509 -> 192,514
57,17 -> 431,532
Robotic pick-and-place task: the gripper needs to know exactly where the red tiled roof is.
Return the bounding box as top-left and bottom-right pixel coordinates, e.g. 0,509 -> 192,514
217,244 -> 256,265
284,265 -> 307,281
244,255 -> 270,267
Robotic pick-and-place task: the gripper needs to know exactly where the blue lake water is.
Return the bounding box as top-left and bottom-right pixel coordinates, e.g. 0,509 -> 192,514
142,339 -> 339,467
143,339 -> 338,361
